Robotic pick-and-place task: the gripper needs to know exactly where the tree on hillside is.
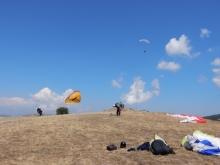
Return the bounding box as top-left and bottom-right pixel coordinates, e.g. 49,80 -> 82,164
56,107 -> 69,115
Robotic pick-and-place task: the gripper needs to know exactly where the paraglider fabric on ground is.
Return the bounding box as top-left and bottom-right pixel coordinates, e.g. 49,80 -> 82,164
65,91 -> 81,104
182,130 -> 220,156
166,113 -> 206,123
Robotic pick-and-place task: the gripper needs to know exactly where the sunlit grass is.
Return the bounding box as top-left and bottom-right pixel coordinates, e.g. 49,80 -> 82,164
0,108 -> 219,165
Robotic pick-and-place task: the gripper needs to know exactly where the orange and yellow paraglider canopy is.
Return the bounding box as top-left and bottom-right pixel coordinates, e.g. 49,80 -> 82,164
65,91 -> 81,104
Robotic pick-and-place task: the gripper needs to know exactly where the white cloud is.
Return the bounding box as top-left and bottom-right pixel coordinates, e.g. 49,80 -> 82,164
121,77 -> 159,104
211,59 -> 220,88
151,79 -> 160,96
111,80 -> 121,88
30,88 -> 73,110
198,75 -> 207,83
165,34 -> 200,58
212,76 -> 220,87
200,28 -> 211,38
0,88 -> 73,110
157,61 -> 181,72
211,58 -> 220,66
213,68 -> 220,75
165,34 -> 192,56
0,97 -> 35,107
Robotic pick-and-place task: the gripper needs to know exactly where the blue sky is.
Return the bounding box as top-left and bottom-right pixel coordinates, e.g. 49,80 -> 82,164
0,0 -> 220,116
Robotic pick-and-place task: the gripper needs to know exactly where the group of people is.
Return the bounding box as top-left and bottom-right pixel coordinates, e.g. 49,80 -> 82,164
113,102 -> 124,116
37,102 -> 124,117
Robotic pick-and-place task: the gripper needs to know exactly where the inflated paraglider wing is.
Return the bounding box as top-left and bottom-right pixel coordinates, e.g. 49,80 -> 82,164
65,91 -> 81,104
139,39 -> 150,44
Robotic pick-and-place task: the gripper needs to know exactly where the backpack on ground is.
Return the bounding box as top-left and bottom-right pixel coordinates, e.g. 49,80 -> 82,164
150,134 -> 175,155
107,144 -> 117,151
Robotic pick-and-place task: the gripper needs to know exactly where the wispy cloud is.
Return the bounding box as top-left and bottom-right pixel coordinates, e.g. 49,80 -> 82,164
200,28 -> 211,38
151,79 -> 160,96
211,58 -> 220,66
157,61 -> 181,72
207,46 -> 220,52
165,34 -> 200,58
212,76 -> 220,88
0,97 -> 35,107
121,77 -> 159,104
208,48 -> 213,52
213,68 -> 220,75
111,74 -> 124,88
0,88 -> 73,110
198,75 -> 207,83
111,80 -> 121,88
211,58 -> 220,88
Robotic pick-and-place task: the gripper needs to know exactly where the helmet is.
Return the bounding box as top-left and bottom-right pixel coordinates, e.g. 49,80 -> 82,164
120,141 -> 126,148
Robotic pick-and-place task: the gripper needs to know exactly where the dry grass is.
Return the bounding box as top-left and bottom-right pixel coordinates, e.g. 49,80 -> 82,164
0,108 -> 220,165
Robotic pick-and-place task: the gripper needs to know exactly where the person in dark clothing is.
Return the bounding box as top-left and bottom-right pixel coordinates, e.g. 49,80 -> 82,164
113,102 -> 124,116
116,104 -> 121,116
37,107 -> 42,116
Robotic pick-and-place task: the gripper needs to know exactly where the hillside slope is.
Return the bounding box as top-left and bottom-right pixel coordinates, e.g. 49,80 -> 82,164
0,108 -> 220,165
204,114 -> 220,121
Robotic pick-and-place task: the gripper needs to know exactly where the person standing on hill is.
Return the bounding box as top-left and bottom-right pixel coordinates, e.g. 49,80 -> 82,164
37,107 -> 43,116
113,102 -> 124,116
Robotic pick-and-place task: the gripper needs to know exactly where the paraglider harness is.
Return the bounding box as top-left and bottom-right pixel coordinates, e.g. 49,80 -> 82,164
114,102 -> 124,109
37,108 -> 42,116
150,134 -> 175,155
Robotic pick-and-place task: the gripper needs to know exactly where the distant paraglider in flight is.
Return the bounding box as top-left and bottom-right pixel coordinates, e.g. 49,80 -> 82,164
139,39 -> 150,44
139,39 -> 150,52
65,91 -> 81,104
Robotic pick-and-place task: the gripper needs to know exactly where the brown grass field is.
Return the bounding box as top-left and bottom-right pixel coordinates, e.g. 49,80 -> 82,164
0,108 -> 219,165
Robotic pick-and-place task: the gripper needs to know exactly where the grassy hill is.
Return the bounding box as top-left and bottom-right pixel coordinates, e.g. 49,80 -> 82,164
0,108 -> 220,165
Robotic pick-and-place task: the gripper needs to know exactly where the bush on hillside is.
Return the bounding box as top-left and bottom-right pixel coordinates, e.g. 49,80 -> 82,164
56,107 -> 69,115
204,114 -> 220,121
